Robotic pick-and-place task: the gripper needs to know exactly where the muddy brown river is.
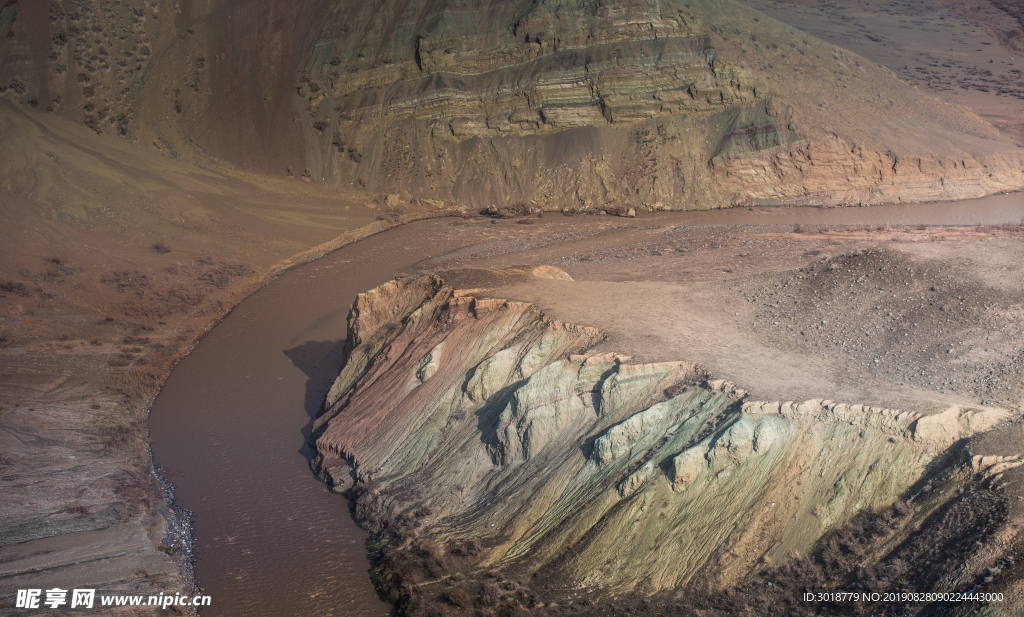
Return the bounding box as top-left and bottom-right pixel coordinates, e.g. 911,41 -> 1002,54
148,193 -> 1022,616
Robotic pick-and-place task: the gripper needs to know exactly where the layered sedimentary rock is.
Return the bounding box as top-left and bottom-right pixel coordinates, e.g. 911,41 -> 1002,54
3,0 -> 1023,207
298,0 -> 1024,208
312,274 -> 1021,614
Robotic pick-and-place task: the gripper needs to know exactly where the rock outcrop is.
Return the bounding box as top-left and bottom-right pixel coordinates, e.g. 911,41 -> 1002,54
312,275 -> 1021,614
296,0 -> 1024,209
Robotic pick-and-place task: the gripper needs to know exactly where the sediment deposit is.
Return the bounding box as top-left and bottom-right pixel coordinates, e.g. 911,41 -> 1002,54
313,273 -> 1024,615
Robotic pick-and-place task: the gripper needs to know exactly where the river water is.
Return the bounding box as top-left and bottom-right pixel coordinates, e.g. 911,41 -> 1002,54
148,192 -> 1022,616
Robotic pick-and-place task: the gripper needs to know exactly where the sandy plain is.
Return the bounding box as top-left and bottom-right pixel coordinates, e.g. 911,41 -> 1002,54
736,0 -> 1024,142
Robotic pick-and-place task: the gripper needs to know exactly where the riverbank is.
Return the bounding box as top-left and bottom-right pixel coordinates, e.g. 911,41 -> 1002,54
0,212 -> 463,614
0,101 -> 464,614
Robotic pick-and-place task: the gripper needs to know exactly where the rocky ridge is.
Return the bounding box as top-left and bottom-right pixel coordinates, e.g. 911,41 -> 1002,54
312,273 -> 1023,615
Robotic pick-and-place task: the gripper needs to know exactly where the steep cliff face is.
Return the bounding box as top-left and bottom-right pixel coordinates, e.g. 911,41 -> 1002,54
2,0 -> 1022,206
312,274 -> 1023,614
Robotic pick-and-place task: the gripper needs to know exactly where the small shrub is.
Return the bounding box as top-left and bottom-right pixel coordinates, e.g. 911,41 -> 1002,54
152,242 -> 172,254
105,425 -> 135,451
65,504 -> 90,517
111,467 -> 157,516
478,583 -> 501,607
100,270 -> 150,291
419,539 -> 444,561
454,538 -> 482,556
0,282 -> 30,297
442,588 -> 469,607
108,353 -> 134,367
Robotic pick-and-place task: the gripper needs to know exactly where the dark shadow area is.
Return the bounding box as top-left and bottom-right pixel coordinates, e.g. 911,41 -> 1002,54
284,339 -> 348,460
473,375 -> 529,457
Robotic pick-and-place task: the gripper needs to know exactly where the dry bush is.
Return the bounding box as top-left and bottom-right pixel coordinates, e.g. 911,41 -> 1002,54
111,467 -> 158,517
108,367 -> 164,407
478,583 -> 501,607
453,538 -> 483,557
408,601 -> 452,617
104,423 -> 137,450
602,205 -> 635,217
65,504 -> 90,517
442,588 -> 469,608
0,281 -> 31,297
419,539 -> 449,574
481,204 -> 528,219
164,285 -> 206,308
100,270 -> 150,291
197,263 -> 252,288
107,353 -> 134,367
152,242 -> 172,254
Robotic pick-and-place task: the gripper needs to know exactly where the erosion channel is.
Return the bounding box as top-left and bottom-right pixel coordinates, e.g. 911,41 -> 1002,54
150,196 -> 1024,616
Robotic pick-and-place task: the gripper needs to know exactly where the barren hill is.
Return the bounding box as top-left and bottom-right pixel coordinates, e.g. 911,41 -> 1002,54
3,0 -> 1023,209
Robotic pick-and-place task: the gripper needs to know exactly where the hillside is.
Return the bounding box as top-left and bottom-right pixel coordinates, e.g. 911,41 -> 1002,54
2,0 -> 1023,209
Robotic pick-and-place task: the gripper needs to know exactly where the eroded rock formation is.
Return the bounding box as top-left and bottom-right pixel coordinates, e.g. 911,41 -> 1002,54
313,274 -> 1023,614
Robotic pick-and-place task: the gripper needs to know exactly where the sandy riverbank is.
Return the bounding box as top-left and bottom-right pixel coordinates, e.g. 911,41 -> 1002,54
0,101 -> 461,613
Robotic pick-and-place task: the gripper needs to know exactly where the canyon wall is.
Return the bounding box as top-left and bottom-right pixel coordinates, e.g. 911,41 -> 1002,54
2,0 -> 1023,208
312,274 -> 1022,614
